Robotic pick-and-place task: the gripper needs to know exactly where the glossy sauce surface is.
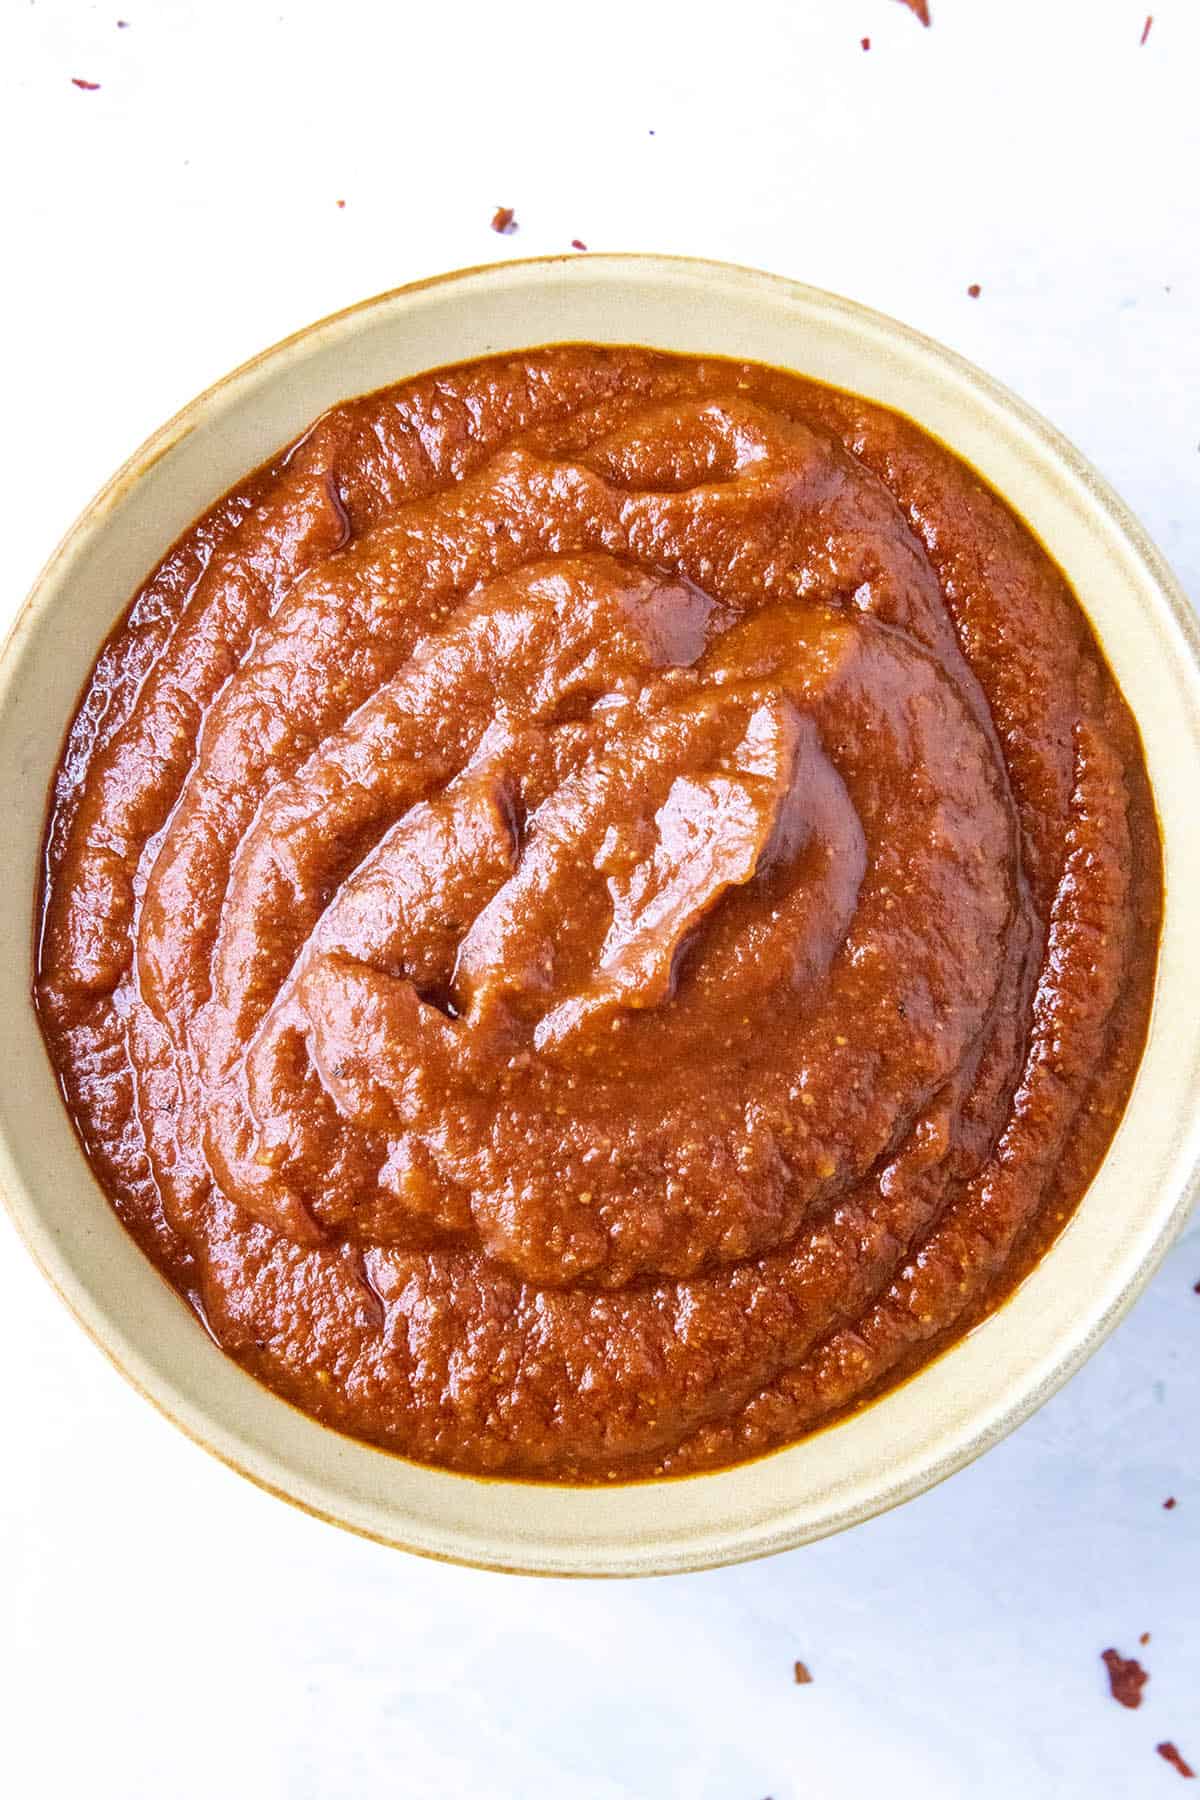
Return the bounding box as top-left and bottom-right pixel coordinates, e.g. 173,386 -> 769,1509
36,347 -> 1161,1480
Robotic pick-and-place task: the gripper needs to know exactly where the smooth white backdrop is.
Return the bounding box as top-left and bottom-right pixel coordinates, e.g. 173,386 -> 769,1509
2,3 -> 1197,1795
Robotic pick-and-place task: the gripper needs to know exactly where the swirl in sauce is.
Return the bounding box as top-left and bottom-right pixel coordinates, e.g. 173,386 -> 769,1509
36,348 -> 1161,1480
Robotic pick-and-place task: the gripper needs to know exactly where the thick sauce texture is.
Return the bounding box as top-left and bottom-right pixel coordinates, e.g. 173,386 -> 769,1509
36,347 -> 1161,1481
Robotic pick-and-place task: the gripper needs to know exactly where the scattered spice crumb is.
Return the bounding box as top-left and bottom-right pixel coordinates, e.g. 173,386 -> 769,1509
1141,15 -> 1154,47
336,199 -> 346,209
793,1660 -> 813,1685
71,77 -> 101,90
967,283 -> 982,298
1141,1632 -> 1152,1646
1164,1496 -> 1178,1510
861,36 -> 871,50
896,0 -> 931,23
1158,1744 -> 1196,1780
1102,1647 -> 1149,1710
1193,1278 -> 1200,1293
570,238 -> 588,251
117,17 -> 130,26
491,207 -> 517,236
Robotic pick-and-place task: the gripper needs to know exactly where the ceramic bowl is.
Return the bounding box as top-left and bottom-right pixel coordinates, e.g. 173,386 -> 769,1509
2,256 -> 1198,1576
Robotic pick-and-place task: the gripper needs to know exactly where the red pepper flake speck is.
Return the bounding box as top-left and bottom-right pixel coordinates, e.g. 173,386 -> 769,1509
1141,1632 -> 1152,1646
861,37 -> 871,50
1102,1648 -> 1149,1710
1141,15 -> 1154,47
336,199 -> 346,209
117,17 -> 130,25
491,207 -> 517,235
897,0 -> 931,24
1158,1744 -> 1196,1780
570,239 -> 588,251
1164,1496 -> 1178,1510
793,1660 -> 813,1685
71,77 -> 101,90
967,283 -> 982,298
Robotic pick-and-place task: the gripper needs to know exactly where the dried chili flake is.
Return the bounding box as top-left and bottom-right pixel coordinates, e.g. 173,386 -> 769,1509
71,77 -> 101,90
793,1660 -> 814,1685
896,0 -> 931,24
570,238 -> 588,251
861,36 -> 871,50
1102,1647 -> 1149,1709
1164,1496 -> 1178,1510
967,283 -> 982,298
1140,1632 -> 1152,1646
336,199 -> 346,209
1141,16 -> 1154,47
1158,1744 -> 1196,1780
491,207 -> 517,236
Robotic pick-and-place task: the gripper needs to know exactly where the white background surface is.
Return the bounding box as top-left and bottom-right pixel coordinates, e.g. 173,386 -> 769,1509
2,2 -> 1198,1795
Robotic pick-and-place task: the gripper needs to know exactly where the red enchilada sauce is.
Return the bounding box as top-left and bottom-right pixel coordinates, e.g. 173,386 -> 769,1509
35,347 -> 1161,1480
